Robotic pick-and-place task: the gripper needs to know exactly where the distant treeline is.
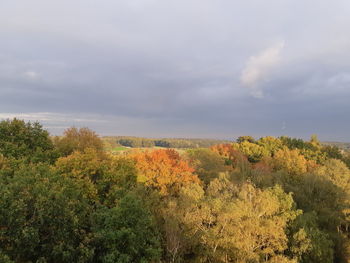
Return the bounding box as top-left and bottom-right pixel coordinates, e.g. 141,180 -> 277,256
103,136 -> 232,149
322,141 -> 350,150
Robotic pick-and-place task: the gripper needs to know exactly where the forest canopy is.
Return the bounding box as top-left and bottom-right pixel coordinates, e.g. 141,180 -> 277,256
0,118 -> 350,262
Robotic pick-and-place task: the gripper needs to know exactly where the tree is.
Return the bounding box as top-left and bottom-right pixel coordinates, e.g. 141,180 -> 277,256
54,127 -> 104,156
315,159 -> 350,252
55,148 -> 108,201
55,148 -> 137,205
0,252 -> 13,263
322,145 -> 343,160
236,135 -> 256,144
0,154 -> 9,171
98,156 -> 138,206
270,147 -> 311,176
187,148 -> 228,185
257,136 -> 283,156
200,178 -> 300,262
315,158 -> 350,191
310,134 -> 321,149
279,136 -> 326,164
0,118 -> 57,163
0,163 -> 94,262
164,174 -> 300,262
159,183 -> 205,262
132,149 -> 199,195
288,212 -> 334,263
211,144 -> 248,168
342,151 -> 350,169
234,141 -> 269,163
92,194 -> 161,263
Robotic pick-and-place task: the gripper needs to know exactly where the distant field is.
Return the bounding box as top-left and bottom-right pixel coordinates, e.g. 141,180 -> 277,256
112,146 -> 128,151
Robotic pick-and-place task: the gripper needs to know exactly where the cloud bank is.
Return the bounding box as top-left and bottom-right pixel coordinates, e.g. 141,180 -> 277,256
1,0 -> 350,141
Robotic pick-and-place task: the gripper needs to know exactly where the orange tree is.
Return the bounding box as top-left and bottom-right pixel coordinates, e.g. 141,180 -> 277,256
132,149 -> 199,195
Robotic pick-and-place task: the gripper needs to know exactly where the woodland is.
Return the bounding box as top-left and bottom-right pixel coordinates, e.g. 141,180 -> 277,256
1,118 -> 350,263
103,136 -> 231,149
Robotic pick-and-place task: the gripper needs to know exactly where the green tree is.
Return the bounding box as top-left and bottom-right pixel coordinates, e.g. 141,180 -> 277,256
288,212 -> 334,263
0,118 -> 57,163
0,251 -> 13,263
236,135 -> 256,144
92,194 -> 161,263
322,145 -> 343,160
0,163 -> 94,262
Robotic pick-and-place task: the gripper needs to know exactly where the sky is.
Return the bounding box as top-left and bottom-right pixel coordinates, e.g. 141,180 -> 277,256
1,0 -> 350,141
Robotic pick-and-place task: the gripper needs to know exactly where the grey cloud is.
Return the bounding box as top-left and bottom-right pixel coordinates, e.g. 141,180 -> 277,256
1,0 -> 350,140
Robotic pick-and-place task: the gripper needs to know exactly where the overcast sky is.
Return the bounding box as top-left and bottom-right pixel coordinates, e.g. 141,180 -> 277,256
1,0 -> 350,141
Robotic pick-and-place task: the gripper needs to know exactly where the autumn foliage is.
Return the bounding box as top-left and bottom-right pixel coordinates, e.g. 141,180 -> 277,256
211,143 -> 248,167
2,119 -> 350,262
132,149 -> 199,195
54,127 -> 104,156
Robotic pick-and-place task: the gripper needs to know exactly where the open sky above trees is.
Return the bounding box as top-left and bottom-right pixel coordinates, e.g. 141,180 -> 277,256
1,0 -> 350,140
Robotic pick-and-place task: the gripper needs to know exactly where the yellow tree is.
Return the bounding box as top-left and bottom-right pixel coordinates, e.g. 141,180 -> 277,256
315,158 -> 350,260
55,148 -> 137,204
167,174 -> 300,262
315,158 -> 350,190
55,148 -> 109,200
234,141 -> 269,163
257,136 -> 283,156
270,147 -> 315,176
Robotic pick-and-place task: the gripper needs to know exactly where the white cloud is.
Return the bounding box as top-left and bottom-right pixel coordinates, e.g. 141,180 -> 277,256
241,41 -> 284,98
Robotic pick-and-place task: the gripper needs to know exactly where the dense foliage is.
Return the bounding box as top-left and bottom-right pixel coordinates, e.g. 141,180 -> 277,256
54,127 -> 104,156
1,119 -> 350,262
0,119 -> 57,163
